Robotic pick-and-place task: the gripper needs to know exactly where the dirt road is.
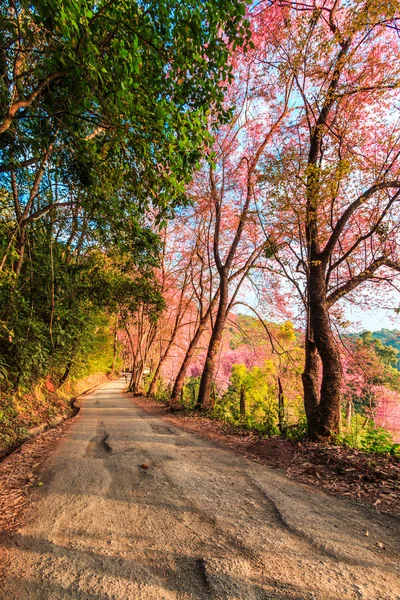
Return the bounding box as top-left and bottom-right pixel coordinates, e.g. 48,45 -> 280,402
1,380 -> 399,600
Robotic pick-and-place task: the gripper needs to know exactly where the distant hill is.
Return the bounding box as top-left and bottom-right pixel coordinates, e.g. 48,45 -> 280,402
370,329 -> 400,352
349,329 -> 400,370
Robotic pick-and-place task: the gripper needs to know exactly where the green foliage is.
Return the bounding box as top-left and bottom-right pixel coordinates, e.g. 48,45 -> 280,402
283,416 -> 308,440
279,321 -> 296,342
153,378 -> 172,405
360,426 -> 400,456
361,331 -> 399,367
0,219 -> 163,388
212,362 -> 280,436
0,0 -> 251,224
181,377 -> 200,409
0,354 -> 9,385
335,413 -> 400,457
0,0 -> 250,418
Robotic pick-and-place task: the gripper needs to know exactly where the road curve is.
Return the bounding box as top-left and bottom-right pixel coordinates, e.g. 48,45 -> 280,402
0,379 -> 399,600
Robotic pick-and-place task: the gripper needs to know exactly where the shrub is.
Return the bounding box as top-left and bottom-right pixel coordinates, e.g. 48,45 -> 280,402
361,425 -> 400,455
283,415 -> 308,440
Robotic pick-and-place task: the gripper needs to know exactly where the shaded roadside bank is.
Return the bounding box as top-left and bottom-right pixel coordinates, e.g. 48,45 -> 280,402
0,373 -> 113,460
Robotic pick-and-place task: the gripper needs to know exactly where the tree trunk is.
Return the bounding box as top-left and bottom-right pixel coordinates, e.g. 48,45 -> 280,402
277,376 -> 284,433
307,265 -> 342,438
59,361 -> 72,385
148,360 -> 161,397
345,398 -> 352,427
240,385 -> 246,417
149,272 -> 189,397
128,364 -> 136,392
121,315 -> 136,393
14,226 -> 26,278
210,383 -> 217,409
148,336 -> 174,397
111,322 -> 118,375
129,360 -> 144,394
170,305 -> 211,405
196,275 -> 228,410
302,333 -> 321,436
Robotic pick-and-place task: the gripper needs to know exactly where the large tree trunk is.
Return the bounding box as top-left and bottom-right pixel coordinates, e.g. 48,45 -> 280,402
302,332 -> 321,436
129,360 -> 144,394
170,305 -> 212,405
196,275 -> 228,410
306,266 -> 342,438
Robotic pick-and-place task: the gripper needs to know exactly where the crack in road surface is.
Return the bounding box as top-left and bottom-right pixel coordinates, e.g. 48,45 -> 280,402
0,380 -> 399,600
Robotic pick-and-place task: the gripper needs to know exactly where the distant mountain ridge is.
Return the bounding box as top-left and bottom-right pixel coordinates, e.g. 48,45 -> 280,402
369,329 -> 400,351
349,329 -> 400,370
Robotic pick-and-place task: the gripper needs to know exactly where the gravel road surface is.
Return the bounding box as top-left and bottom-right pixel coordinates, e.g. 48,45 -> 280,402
1,379 -> 399,600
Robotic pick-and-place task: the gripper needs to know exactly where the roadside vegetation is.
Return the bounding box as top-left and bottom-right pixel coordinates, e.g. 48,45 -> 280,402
146,316 -> 400,457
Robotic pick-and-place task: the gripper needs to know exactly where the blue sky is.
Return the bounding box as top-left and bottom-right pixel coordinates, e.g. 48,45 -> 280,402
238,286 -> 400,333
346,305 -> 400,333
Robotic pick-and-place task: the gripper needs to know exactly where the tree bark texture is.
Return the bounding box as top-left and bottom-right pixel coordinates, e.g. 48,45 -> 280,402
303,265 -> 342,438
196,276 -> 228,410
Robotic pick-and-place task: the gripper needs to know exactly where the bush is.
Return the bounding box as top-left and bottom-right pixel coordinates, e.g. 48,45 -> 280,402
283,415 -> 308,440
361,426 -> 400,455
153,379 -> 172,404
